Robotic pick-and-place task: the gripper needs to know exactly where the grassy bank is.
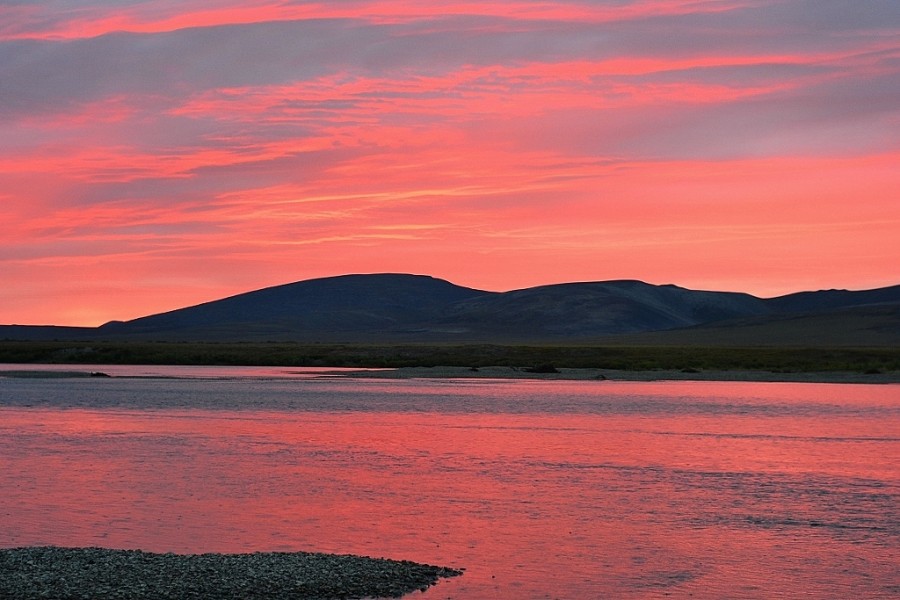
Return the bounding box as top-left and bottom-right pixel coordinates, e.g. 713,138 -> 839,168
0,340 -> 898,374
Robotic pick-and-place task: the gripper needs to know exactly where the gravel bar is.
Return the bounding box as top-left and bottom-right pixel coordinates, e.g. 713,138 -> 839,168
0,546 -> 463,600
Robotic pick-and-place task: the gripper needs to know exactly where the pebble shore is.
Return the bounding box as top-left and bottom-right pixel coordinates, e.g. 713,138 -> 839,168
0,546 -> 463,600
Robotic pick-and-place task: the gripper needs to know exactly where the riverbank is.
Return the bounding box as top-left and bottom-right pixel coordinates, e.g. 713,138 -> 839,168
0,547 -> 462,600
2,340 -> 897,376
1,365 -> 897,384
328,365 -> 900,384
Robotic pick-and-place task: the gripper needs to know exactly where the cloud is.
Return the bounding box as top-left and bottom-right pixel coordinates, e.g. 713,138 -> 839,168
1,1 -> 898,324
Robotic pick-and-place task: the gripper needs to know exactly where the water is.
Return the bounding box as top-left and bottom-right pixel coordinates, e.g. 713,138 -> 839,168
1,365 -> 898,598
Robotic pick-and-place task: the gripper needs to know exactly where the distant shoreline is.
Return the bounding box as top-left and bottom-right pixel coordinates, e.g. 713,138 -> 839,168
328,366 -> 900,384
1,340 -> 898,378
2,365 -> 896,384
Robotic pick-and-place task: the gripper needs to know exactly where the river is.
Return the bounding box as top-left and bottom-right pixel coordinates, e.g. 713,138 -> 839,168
1,365 -> 897,598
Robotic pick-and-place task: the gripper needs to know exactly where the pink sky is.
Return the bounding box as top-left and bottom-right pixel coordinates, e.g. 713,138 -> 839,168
1,1 -> 898,326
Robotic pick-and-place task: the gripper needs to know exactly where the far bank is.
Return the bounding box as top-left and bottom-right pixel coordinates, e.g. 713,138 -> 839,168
0,340 -> 897,382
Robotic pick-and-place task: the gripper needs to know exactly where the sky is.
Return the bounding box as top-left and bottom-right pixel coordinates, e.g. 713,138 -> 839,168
1,0 -> 898,326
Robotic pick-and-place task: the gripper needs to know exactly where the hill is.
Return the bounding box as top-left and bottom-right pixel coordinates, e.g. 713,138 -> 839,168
434,280 -> 770,339
602,304 -> 900,347
97,273 -> 488,341
2,274 -> 898,346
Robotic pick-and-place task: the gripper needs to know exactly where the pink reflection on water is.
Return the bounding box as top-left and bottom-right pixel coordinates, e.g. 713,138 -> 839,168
1,379 -> 898,598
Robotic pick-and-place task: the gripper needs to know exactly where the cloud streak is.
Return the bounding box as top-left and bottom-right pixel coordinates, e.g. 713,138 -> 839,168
1,1 -> 898,325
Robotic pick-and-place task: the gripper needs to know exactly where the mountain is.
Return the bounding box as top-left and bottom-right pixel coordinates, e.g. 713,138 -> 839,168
766,285 -> 900,314
98,274 -> 489,341
2,273 -> 898,345
93,275 -> 776,342
434,280 -> 770,338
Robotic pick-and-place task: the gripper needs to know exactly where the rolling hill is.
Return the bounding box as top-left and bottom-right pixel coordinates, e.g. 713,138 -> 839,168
2,274 -> 898,346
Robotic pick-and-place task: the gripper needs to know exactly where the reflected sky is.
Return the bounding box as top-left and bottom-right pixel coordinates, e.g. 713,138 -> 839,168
1,375 -> 898,598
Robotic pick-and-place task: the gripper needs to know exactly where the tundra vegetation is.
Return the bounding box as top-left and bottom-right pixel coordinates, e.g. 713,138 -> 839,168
0,341 -> 897,375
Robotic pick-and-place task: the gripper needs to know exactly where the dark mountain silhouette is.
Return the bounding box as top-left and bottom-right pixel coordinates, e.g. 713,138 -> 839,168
2,273 -> 898,345
435,280 -> 770,338
609,303 -> 900,347
97,274 -> 488,341
766,285 -> 900,314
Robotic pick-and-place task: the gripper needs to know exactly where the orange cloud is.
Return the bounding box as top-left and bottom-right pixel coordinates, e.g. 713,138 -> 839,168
2,1 -> 755,40
1,1 -> 897,325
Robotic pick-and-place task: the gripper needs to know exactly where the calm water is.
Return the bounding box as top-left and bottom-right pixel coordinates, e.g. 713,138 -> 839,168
1,365 -> 898,599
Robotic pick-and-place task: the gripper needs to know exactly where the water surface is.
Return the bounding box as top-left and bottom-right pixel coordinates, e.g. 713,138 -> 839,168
1,366 -> 897,598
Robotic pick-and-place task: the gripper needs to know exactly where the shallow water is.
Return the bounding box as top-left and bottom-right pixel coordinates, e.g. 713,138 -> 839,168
1,366 -> 898,598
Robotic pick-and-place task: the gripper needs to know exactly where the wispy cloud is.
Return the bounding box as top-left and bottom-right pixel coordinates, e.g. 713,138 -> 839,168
1,1 -> 898,324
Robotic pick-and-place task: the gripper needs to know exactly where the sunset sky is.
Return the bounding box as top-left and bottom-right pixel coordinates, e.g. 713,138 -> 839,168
2,0 -> 898,326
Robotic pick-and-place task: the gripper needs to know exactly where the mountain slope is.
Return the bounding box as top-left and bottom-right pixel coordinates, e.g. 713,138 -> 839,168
98,273 -> 491,341
608,303 -> 900,347
766,284 -> 900,314
436,280 -> 770,339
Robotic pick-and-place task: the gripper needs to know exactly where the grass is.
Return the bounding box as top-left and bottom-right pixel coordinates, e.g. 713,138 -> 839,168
1,340 -> 898,374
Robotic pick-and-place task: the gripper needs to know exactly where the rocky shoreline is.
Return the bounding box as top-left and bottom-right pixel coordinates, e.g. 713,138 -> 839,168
0,546 -> 463,600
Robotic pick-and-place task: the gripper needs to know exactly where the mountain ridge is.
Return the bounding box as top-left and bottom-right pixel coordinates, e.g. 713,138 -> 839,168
2,273 -> 899,345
